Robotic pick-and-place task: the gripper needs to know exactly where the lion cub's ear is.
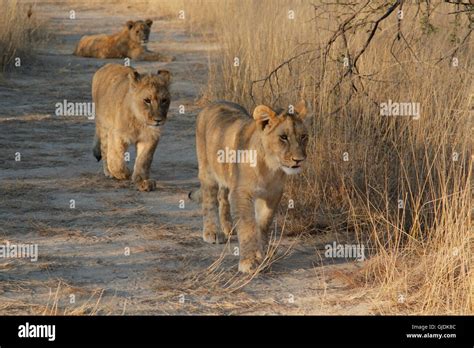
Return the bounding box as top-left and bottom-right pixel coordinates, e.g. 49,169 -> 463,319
294,100 -> 308,119
253,105 -> 277,130
126,20 -> 135,30
128,70 -> 141,86
294,99 -> 314,126
145,19 -> 153,27
157,70 -> 171,85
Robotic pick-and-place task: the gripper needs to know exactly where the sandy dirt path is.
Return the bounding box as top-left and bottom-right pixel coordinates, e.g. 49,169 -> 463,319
0,2 -> 373,314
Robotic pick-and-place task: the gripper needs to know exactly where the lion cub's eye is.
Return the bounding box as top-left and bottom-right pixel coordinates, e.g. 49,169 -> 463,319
279,134 -> 288,141
161,98 -> 170,105
144,98 -> 151,104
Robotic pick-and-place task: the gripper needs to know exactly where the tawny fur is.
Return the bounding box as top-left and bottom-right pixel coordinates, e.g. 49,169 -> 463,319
92,63 -> 171,192
195,100 -> 311,273
74,19 -> 174,62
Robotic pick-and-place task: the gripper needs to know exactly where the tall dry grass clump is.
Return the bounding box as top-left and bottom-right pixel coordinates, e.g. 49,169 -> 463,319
0,0 -> 45,73
154,0 -> 472,314
140,0 -> 221,34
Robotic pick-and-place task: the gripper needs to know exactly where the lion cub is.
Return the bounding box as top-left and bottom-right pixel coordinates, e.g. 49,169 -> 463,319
92,63 -> 171,192
195,100 -> 311,273
74,19 -> 174,62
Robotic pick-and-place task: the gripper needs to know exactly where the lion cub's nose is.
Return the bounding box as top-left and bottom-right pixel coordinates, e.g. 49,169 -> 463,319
153,117 -> 165,126
292,157 -> 305,164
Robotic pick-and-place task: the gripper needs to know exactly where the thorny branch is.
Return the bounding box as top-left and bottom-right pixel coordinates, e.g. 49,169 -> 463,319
249,0 -> 473,109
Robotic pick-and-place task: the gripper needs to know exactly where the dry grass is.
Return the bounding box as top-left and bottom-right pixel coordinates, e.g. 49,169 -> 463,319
0,280 -> 108,315
0,0 -> 47,73
150,0 -> 472,314
135,0 -> 221,34
189,210 -> 297,293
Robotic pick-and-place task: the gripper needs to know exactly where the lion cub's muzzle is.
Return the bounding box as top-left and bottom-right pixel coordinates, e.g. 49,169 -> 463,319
150,116 -> 166,127
281,156 -> 306,175
290,156 -> 305,169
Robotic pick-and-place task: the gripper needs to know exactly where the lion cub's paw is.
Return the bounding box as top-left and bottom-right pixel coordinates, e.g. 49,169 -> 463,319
137,179 -> 156,192
238,257 -> 261,274
202,226 -> 227,244
103,168 -> 113,178
216,231 -> 228,244
202,228 -> 217,244
163,55 -> 176,62
111,168 -> 131,180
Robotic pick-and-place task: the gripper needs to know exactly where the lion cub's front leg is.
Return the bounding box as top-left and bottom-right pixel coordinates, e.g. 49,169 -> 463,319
128,47 -> 176,62
255,195 -> 281,257
140,52 -> 176,62
107,131 -> 131,180
230,191 -> 263,273
132,140 -> 158,192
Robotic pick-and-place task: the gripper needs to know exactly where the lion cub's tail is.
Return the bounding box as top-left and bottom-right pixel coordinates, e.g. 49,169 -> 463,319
93,135 -> 101,162
188,188 -> 202,203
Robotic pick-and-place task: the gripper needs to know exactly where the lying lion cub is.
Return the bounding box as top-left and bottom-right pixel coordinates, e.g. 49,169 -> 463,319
74,19 -> 174,62
92,63 -> 171,191
195,100 -> 311,273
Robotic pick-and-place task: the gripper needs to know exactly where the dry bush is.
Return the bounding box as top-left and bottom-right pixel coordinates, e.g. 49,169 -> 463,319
0,0 -> 46,73
152,0 -> 472,314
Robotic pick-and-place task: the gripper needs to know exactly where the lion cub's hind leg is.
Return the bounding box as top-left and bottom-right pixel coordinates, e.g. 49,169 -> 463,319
218,186 -> 233,240
98,130 -> 113,178
93,127 -> 113,178
201,181 -> 222,244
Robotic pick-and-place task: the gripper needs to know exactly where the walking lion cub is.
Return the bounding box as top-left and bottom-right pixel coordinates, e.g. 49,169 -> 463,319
195,100 -> 311,273
92,63 -> 171,191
